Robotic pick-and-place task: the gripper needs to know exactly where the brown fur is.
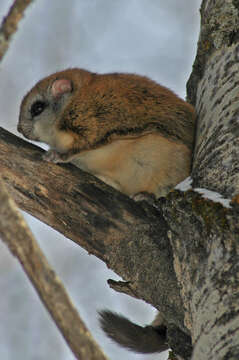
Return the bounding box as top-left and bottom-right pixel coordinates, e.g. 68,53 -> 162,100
71,132 -> 191,197
18,68 -> 195,198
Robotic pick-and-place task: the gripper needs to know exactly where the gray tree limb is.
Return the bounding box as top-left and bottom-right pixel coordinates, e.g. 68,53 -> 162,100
0,0 -> 34,61
0,127 -> 184,332
0,177 -> 109,360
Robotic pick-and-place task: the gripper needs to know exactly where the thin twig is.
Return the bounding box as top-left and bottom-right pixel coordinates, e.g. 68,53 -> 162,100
0,0 -> 34,62
0,178 -> 109,360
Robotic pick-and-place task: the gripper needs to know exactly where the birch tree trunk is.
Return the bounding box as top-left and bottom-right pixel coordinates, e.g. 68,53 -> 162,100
181,0 -> 239,358
0,1 -> 239,359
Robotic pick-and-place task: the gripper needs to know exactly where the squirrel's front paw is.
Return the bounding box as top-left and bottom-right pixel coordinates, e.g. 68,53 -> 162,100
42,149 -> 63,163
132,191 -> 157,205
132,192 -> 163,211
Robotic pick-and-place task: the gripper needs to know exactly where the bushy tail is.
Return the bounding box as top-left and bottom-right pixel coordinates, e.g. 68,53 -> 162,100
98,310 -> 168,354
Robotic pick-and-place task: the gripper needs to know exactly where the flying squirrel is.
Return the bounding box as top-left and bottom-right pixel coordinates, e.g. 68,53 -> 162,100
18,68 -> 195,354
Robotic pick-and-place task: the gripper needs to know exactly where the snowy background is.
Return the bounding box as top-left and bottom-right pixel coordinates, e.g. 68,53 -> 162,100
0,1 -> 201,359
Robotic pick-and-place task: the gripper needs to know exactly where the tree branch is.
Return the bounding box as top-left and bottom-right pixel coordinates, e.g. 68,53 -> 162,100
1,122 -> 239,358
0,178 -> 108,360
0,127 -> 184,331
0,0 -> 34,61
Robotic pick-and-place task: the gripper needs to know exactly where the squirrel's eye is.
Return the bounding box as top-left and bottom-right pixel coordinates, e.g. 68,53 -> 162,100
30,100 -> 47,117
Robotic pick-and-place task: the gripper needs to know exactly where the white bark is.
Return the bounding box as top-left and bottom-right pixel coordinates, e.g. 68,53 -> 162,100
180,0 -> 239,358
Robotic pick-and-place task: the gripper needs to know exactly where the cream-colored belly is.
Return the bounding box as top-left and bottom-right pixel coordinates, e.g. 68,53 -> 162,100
72,133 -> 191,198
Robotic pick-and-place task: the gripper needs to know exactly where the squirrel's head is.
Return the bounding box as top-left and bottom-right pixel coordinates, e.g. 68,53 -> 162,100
18,69 -> 92,147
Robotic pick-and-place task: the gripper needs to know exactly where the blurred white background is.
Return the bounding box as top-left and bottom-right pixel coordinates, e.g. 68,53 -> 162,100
0,1 -> 201,359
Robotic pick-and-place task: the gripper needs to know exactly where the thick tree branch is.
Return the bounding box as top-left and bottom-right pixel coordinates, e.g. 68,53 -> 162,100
0,127 -> 184,332
1,124 -> 239,359
0,178 -> 108,360
0,0 -> 34,61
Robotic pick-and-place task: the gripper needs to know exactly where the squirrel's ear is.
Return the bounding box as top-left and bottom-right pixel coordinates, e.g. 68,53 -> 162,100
51,79 -> 72,97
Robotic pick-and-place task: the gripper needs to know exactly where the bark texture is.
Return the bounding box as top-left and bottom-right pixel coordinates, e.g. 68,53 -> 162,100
186,0 -> 239,358
163,192 -> 239,359
0,127 -> 184,332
